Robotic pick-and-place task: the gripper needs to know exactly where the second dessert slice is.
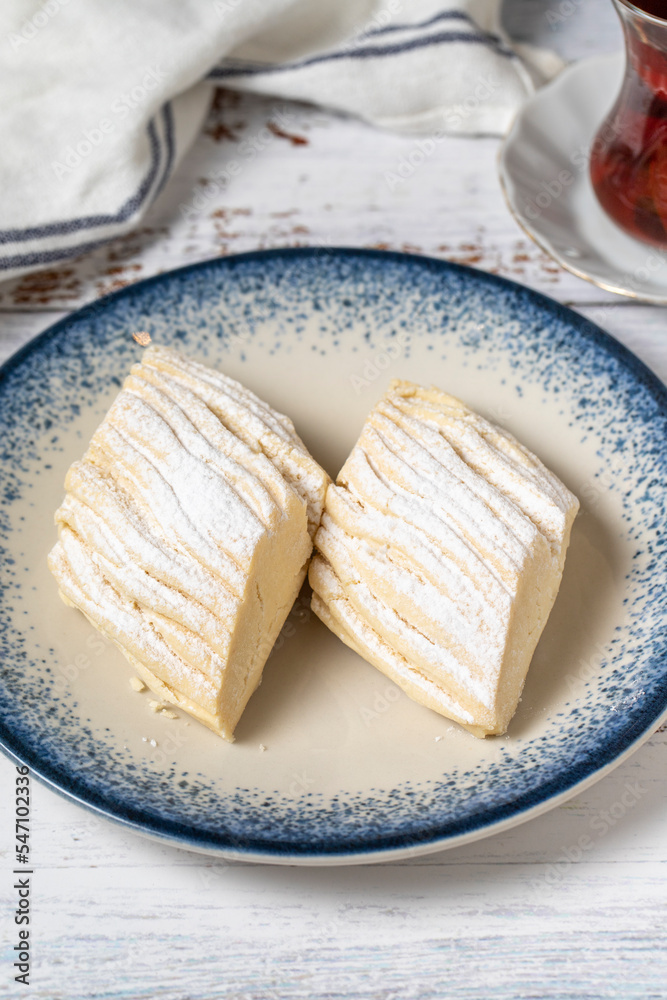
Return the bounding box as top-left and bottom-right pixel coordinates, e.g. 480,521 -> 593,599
309,380 -> 579,737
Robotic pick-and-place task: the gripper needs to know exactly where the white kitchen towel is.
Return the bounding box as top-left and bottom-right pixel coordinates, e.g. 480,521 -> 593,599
0,0 -> 561,283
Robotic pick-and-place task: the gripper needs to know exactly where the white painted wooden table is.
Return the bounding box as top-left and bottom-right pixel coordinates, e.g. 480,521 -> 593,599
2,3 -> 666,997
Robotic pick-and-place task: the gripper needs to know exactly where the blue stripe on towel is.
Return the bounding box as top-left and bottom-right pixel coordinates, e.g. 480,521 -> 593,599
363,9 -> 475,37
0,237 -> 114,271
0,115 -> 164,249
155,103 -> 175,197
209,29 -> 515,79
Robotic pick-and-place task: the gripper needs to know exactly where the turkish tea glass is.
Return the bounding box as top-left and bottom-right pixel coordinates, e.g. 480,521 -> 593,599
590,0 -> 667,246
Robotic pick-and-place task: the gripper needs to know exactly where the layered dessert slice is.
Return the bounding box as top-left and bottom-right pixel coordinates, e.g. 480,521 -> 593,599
309,380 -> 579,737
48,345 -> 330,740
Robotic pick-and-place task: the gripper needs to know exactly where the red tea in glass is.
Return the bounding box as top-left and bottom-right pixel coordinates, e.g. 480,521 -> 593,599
590,0 -> 667,246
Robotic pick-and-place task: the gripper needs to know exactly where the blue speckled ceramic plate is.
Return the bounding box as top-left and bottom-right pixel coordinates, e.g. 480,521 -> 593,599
1,248 -> 666,865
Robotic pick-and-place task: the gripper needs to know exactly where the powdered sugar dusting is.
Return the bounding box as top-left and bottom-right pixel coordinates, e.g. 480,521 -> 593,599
310,380 -> 579,735
48,345 -> 329,740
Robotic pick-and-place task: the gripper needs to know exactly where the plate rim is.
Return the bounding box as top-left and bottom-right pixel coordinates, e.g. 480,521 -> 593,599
1,245 -> 667,865
2,707 -> 666,866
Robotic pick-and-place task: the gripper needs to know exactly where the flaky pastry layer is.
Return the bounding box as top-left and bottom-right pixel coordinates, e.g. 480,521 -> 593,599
49,345 -> 330,740
309,380 -> 579,737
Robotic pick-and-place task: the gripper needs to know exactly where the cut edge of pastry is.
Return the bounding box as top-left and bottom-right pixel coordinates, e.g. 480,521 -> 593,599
309,555 -> 491,739
309,379 -> 580,738
48,344 -> 330,742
